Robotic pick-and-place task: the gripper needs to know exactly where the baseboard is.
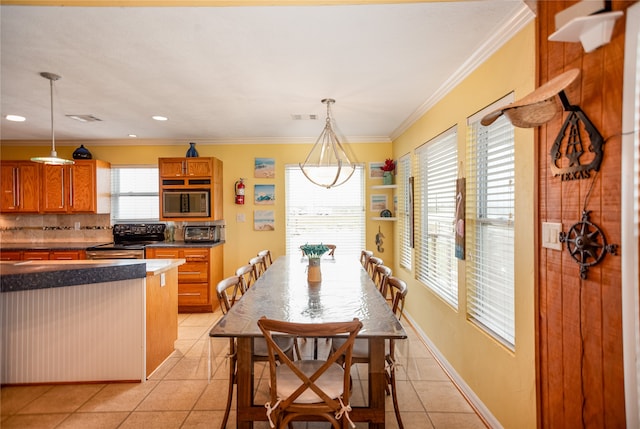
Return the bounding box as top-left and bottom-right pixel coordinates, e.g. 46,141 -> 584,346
403,312 -> 503,429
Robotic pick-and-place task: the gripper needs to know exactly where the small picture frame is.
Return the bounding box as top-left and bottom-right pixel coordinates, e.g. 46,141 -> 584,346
254,184 -> 275,205
254,158 -> 275,178
369,162 -> 384,179
370,194 -> 388,211
254,210 -> 275,231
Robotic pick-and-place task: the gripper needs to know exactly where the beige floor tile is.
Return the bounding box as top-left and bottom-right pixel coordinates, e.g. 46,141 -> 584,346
181,410 -> 228,428
413,380 -> 475,413
147,356 -> 181,380
118,410 -> 189,429
405,357 -> 451,382
194,379 -> 233,411
163,356 -> 209,380
135,380 -> 207,411
386,410 -> 435,429
78,381 -> 158,412
17,384 -> 105,414
178,325 -> 211,340
55,411 -> 129,429
428,411 -> 488,428
1,384 -> 53,416
0,412 -> 69,429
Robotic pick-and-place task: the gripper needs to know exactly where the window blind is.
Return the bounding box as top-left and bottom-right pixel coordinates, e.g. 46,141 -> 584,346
285,164 -> 365,256
111,166 -> 159,223
415,127 -> 458,307
466,101 -> 515,348
398,154 -> 412,270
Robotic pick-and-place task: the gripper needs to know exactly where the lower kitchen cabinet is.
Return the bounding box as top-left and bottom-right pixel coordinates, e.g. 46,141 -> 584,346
146,244 -> 223,313
0,250 -> 85,261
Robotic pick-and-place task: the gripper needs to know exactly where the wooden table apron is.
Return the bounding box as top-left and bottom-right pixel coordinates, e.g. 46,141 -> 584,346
209,255 -> 407,429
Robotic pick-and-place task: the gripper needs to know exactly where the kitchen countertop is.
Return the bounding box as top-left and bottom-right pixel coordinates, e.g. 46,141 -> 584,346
0,259 -> 185,293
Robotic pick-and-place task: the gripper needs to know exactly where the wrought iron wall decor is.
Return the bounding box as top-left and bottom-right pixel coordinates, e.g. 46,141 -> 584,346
559,210 -> 618,279
549,91 -> 605,181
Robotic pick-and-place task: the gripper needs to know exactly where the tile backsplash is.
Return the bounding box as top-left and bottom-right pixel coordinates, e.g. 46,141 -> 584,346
0,214 -> 113,243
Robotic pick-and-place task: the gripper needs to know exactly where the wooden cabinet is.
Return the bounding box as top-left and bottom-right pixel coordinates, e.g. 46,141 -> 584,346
22,251 -> 50,260
158,157 -> 223,221
147,245 -> 223,313
51,250 -> 85,260
0,250 -> 85,260
41,160 -> 111,213
0,161 -> 41,213
0,251 -> 21,261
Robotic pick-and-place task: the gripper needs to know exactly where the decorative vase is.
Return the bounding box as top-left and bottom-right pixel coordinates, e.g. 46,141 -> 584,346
72,144 -> 92,160
307,257 -> 322,284
383,171 -> 394,185
186,142 -> 199,157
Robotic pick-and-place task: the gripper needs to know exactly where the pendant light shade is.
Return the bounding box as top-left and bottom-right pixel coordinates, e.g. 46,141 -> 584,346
31,72 -> 74,165
299,98 -> 355,189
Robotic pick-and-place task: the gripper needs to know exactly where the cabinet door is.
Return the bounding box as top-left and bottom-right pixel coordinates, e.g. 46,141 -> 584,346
1,162 -> 40,213
185,159 -> 212,177
1,163 -> 19,211
50,251 -> 83,260
69,162 -> 96,212
159,159 -> 186,177
0,251 -> 22,261
41,164 -> 67,212
23,251 -> 50,260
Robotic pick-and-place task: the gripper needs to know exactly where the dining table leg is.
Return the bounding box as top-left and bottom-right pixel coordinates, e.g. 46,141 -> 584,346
236,337 -> 254,429
369,337 -> 387,428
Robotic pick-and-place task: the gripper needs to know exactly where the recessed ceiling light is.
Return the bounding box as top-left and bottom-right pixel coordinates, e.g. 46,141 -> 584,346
66,114 -> 102,122
128,134 -> 137,138
152,115 -> 168,121
6,114 -> 26,122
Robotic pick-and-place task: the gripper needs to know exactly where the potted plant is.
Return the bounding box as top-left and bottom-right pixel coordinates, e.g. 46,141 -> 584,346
380,158 -> 396,185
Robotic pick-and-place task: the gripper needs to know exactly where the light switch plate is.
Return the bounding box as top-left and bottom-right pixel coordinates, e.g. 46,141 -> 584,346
542,222 -> 563,250
237,213 -> 245,223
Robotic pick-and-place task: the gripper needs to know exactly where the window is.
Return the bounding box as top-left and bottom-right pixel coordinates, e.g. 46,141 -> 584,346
466,95 -> 515,348
398,154 -> 412,270
285,164 -> 365,256
415,127 -> 459,307
110,166 -> 159,223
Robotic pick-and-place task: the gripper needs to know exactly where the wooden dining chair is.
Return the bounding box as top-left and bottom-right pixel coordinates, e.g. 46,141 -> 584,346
360,250 -> 373,268
249,255 -> 267,279
366,256 -> 383,278
235,263 -> 257,293
372,264 -> 392,298
214,276 -> 297,429
257,249 -> 273,267
331,276 -> 408,429
257,317 -> 362,429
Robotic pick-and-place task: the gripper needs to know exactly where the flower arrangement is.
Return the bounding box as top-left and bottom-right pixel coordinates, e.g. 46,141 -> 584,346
380,158 -> 396,172
300,243 -> 329,259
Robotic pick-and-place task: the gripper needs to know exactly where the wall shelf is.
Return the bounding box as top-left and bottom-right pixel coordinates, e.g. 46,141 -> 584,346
371,217 -> 397,221
371,184 -> 397,189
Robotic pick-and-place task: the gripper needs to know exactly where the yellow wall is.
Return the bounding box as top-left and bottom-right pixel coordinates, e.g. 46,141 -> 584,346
392,23 -> 537,428
0,140 -> 393,276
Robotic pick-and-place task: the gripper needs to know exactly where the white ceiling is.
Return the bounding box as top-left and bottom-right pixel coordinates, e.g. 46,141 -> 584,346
0,2 -> 533,144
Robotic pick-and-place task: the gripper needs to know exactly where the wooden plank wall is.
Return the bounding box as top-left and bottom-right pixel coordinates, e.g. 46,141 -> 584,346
537,1 -> 631,427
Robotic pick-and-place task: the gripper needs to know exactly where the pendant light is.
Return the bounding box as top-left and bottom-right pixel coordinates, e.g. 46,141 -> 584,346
299,98 -> 356,189
31,72 -> 74,165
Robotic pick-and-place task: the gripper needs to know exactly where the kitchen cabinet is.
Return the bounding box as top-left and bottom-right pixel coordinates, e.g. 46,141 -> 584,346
0,251 -> 21,261
146,244 -> 223,313
51,250 -> 85,260
0,250 -> 85,261
0,161 -> 41,213
41,160 -> 111,213
158,157 -> 223,221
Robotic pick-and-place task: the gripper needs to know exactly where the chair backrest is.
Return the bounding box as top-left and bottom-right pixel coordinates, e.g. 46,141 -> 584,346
257,249 -> 273,267
373,264 -> 392,296
366,256 -> 383,277
300,244 -> 336,257
360,250 -> 373,267
249,255 -> 267,279
257,317 -> 362,427
216,275 -> 244,313
235,263 -> 257,292
387,276 -> 408,321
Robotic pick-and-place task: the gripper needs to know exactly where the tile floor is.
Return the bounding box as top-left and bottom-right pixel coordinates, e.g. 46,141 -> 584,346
1,311 -> 488,428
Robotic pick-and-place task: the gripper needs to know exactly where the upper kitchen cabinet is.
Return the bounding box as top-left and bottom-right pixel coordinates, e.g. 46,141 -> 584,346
41,160 -> 111,214
159,157 -> 223,221
0,161 -> 41,213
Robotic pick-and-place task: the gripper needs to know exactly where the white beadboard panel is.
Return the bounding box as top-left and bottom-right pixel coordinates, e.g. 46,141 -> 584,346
1,278 -> 146,384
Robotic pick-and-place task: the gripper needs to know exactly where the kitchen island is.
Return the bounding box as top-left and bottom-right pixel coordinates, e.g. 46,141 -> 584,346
0,258 -> 184,385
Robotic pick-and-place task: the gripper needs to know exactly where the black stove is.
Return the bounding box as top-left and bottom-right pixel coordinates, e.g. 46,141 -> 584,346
86,223 -> 166,259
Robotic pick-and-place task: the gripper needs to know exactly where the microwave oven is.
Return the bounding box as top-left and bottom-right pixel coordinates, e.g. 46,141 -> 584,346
162,190 -> 210,218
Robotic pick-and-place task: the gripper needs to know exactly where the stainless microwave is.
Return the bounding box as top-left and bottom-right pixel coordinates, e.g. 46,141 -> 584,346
162,190 -> 210,218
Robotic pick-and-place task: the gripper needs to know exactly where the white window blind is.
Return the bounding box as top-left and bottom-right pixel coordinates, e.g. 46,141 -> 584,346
415,127 -> 459,307
285,164 -> 365,256
110,166 -> 159,223
398,154 -> 412,270
466,97 -> 515,348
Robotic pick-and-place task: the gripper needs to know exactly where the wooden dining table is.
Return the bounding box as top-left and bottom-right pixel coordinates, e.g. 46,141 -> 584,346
208,254 -> 407,428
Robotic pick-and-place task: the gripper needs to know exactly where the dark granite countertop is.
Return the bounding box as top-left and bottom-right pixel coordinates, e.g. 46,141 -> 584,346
0,242 -> 111,251
0,260 -> 184,293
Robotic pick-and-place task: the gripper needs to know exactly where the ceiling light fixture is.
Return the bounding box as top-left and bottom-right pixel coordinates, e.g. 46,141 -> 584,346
6,114 -> 26,122
152,115 -> 168,121
30,72 -> 74,165
299,98 -> 356,189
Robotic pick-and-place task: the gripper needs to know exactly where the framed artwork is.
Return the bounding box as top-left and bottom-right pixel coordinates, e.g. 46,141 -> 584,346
254,210 -> 274,231
369,162 -> 384,179
370,194 -> 388,211
455,177 -> 465,259
409,176 -> 415,248
254,158 -> 275,178
254,184 -> 275,205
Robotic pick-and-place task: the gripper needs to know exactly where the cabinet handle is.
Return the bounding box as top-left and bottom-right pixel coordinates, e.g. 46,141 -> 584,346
178,293 -> 201,296
13,167 -> 19,208
69,169 -> 74,207
155,253 -> 177,258
180,271 -> 202,275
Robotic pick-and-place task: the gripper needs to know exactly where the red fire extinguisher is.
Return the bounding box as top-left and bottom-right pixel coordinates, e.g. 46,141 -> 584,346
235,179 -> 245,205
